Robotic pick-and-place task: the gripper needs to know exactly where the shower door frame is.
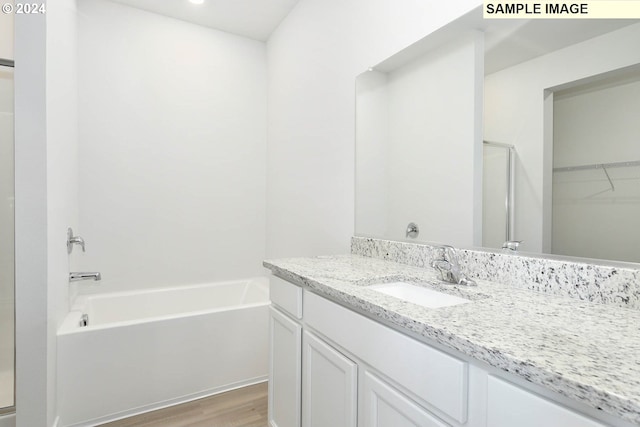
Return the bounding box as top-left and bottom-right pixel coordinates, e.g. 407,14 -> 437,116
483,140 -> 516,243
0,56 -> 15,417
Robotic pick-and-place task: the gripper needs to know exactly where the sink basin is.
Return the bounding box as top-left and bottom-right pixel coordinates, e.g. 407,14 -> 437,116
369,282 -> 470,309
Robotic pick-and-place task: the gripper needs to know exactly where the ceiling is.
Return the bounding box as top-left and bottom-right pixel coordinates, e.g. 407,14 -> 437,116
107,0 -> 300,41
484,19 -> 638,74
373,8 -> 637,76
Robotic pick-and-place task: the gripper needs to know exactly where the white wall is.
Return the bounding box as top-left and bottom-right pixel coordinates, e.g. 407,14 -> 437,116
0,5 -> 12,60
552,76 -> 640,262
355,70 -> 389,238
484,22 -> 640,254
77,0 -> 267,292
266,0 -> 481,258
14,1 -> 79,425
14,2 -> 50,426
554,78 -> 640,167
46,0 -> 80,424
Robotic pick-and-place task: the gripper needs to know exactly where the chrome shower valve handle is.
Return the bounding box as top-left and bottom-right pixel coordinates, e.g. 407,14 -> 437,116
67,227 -> 86,254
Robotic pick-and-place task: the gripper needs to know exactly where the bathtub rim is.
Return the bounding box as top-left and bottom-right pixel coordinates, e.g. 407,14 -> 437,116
59,276 -> 270,335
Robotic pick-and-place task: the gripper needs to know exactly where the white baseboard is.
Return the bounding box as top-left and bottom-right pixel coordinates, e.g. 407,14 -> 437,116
65,376 -> 268,427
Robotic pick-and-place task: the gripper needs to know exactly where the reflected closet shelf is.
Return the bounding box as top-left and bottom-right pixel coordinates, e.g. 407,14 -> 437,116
553,159 -> 640,173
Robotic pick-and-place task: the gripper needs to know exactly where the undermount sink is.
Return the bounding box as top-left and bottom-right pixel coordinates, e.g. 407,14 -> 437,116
369,282 -> 471,309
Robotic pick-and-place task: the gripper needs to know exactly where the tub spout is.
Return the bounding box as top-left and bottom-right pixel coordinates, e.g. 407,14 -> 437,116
69,272 -> 102,282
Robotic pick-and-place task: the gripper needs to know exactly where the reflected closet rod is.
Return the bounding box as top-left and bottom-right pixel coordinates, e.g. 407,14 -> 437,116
483,140 -> 514,149
0,58 -> 14,68
553,159 -> 640,173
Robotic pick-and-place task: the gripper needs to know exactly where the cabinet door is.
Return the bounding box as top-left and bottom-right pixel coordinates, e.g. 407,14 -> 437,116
269,307 -> 302,427
304,290 -> 468,423
302,331 -> 357,427
487,376 -> 607,427
362,371 -> 450,427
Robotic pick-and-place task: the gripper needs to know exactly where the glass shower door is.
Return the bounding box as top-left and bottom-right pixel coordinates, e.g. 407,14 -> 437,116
0,59 -> 14,412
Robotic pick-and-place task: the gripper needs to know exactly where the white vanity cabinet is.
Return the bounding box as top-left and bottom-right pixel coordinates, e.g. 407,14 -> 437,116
362,371 -> 450,427
268,277 -> 303,427
486,376 -> 608,427
302,330 -> 358,427
268,275 -> 626,427
269,276 -> 466,427
303,290 -> 468,426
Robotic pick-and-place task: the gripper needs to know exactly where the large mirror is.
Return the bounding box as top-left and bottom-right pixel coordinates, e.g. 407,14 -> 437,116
355,7 -> 640,264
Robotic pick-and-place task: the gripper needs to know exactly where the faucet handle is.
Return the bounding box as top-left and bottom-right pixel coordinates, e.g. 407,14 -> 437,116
442,245 -> 457,261
406,222 -> 419,239
458,277 -> 478,287
502,240 -> 522,252
431,244 -> 476,286
67,228 -> 86,254
431,259 -> 453,282
433,244 -> 457,264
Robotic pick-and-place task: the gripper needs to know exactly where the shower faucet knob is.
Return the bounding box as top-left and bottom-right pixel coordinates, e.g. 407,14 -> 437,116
406,222 -> 419,239
67,228 -> 86,254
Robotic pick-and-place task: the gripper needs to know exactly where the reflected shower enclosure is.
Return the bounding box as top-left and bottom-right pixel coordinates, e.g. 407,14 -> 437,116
482,141 -> 515,249
0,58 -> 14,412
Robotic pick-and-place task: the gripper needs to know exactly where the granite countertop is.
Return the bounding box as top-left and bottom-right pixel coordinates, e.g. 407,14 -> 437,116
264,254 -> 640,425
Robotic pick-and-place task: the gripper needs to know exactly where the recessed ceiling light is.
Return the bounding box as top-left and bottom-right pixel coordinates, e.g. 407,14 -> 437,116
189,0 -> 204,4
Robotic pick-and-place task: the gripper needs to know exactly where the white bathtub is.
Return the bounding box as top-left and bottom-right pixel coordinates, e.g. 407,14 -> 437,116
57,277 -> 270,427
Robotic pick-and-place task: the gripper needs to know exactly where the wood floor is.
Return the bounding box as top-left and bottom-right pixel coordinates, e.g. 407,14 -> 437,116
98,382 -> 268,427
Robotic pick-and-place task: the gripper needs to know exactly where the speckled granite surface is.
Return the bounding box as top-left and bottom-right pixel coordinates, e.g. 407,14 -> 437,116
263,254 -> 640,425
352,236 -> 640,310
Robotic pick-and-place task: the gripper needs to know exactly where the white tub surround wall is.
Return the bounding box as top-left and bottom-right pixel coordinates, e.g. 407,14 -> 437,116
266,0 -> 481,259
47,2 -> 81,426
57,278 -> 269,427
47,0 -> 80,323
352,237 -> 640,310
77,0 -> 267,292
15,0 -> 81,425
263,255 -> 640,426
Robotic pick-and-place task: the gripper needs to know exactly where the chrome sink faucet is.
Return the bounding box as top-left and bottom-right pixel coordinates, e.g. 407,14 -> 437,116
430,245 -> 477,286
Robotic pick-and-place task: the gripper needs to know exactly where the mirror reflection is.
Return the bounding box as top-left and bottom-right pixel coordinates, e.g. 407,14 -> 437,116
355,31 -> 483,249
482,141 -> 515,249
551,71 -> 640,262
355,8 -> 640,264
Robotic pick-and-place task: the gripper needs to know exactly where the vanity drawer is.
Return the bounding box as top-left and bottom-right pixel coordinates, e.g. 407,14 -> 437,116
270,275 -> 303,319
304,290 -> 468,424
487,376 -> 607,427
